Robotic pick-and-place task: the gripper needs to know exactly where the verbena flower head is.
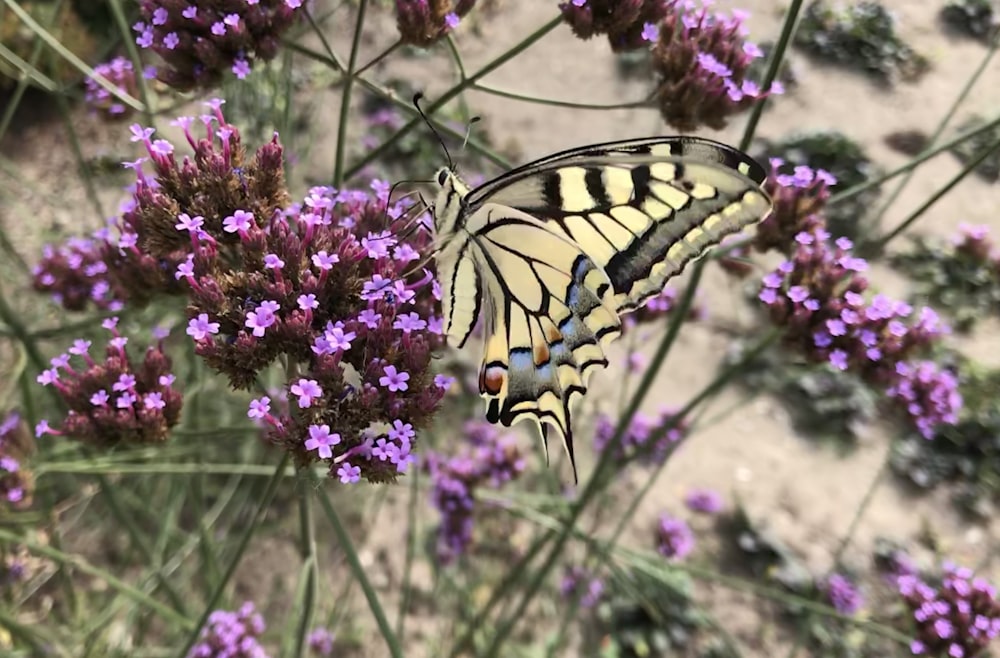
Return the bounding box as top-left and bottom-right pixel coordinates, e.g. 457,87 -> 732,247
651,1 -> 781,131
134,1 -> 303,91
424,421 -> 525,564
655,513 -> 694,561
593,408 -> 690,466
33,234 -> 124,312
952,222 -> 998,264
754,158 -> 838,254
824,572 -> 863,615
395,0 -> 476,47
898,562 -> 1000,657
188,602 -> 269,658
560,0 -> 669,52
624,285 -> 706,330
684,487 -> 724,514
560,564 -> 605,608
35,320 -> 182,447
758,225 -> 950,387
84,56 -> 141,120
887,361 -> 963,440
0,412 -> 34,510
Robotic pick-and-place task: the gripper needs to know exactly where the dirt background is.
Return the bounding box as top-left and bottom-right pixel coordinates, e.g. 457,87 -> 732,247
2,0 -> 1000,655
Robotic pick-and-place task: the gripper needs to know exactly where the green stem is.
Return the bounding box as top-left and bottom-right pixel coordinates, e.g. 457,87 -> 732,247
738,0 -> 805,152
343,14 -> 563,181
106,0 -> 155,128
868,133 -> 1000,253
292,478 -> 318,658
828,112 -> 1000,207
0,0 -> 64,143
395,465 -> 420,642
472,82 -> 651,110
176,454 -> 291,658
314,475 -> 403,658
332,0 -> 368,187
356,40 -> 402,76
867,30 -> 998,229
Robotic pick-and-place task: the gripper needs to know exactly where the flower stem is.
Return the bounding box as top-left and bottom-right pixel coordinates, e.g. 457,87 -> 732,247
738,0 -> 805,152
332,0 -> 369,187
177,454 -> 291,658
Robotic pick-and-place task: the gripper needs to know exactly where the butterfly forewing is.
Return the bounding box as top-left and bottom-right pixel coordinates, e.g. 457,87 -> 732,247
433,136 -> 772,477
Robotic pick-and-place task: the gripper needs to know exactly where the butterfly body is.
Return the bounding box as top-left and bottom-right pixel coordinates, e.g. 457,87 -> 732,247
431,136 -> 772,475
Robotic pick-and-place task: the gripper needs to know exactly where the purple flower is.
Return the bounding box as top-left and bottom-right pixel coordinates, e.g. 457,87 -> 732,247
307,627 -> 335,656
186,313 -> 220,341
304,424 -> 341,459
245,300 -> 280,337
290,379 -> 322,408
187,602 -> 267,658
379,365 -> 410,392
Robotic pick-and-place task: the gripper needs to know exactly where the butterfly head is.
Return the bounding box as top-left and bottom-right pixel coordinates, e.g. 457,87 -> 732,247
432,166 -> 471,236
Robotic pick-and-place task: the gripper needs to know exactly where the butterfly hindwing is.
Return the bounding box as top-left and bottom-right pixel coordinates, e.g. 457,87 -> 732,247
468,206 -> 620,469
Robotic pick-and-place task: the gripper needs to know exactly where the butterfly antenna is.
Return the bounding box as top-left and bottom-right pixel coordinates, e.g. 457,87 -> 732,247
414,92 -> 453,170
460,116 -> 481,156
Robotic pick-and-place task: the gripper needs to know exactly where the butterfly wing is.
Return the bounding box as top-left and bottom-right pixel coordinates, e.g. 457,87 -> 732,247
448,136 -> 772,476
460,205 -> 621,471
467,136 -> 772,313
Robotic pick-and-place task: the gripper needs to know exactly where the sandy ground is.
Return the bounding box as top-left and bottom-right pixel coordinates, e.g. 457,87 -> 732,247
2,0 -> 1000,655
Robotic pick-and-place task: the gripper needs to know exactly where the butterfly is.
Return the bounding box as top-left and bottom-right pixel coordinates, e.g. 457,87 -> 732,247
430,135 -> 772,477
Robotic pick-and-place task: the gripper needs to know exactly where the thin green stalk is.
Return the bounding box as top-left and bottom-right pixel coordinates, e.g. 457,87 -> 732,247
292,478 -> 319,658
472,82 -> 652,110
0,0 -> 64,143
332,0 -> 369,187
344,14 -> 563,181
0,527 -> 193,630
314,475 -> 403,658
833,450 -> 891,564
395,465 -> 421,642
828,111 -> 1000,207
869,133 -> 1000,252
738,0 -> 805,152
868,32 -> 998,229
177,454 -> 291,658
106,0 -> 155,128
1,0 -> 144,112
53,91 -> 104,221
357,39 -> 402,76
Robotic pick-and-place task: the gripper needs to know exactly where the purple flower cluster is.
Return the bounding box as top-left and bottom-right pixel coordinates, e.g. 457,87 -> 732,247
84,56 -> 144,120
898,562 -> 1000,657
560,564 -> 605,608
684,487 -> 724,514
32,235 -> 124,312
134,1 -> 303,91
560,0 -> 669,52
0,413 -> 33,510
188,602 -> 269,658
593,408 -> 689,466
887,361 -> 962,440
35,318 -> 183,447
754,159 -> 838,254
951,223 -> 1000,264
655,513 -> 694,561
424,422 -> 526,564
757,225 -> 960,437
651,1 -> 782,131
824,572 -> 864,615
395,0 -> 475,47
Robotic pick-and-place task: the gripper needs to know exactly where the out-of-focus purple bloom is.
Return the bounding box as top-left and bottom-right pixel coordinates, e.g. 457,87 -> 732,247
187,602 -> 269,658
425,422 -> 525,564
560,564 -> 605,608
684,488 -> 724,514
593,408 -> 689,466
824,572 -> 863,615
84,56 -> 139,119
395,0 -> 476,46
560,0 -> 668,52
655,513 -> 694,561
